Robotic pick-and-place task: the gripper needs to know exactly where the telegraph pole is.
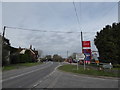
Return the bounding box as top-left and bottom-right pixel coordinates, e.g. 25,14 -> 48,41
81,31 -> 83,53
81,31 -> 85,70
2,26 -> 6,67
2,26 -> 6,57
67,51 -> 68,59
3,26 -> 6,38
2,26 -> 6,43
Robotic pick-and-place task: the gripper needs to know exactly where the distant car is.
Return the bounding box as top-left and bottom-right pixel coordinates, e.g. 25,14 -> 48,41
91,62 -> 96,64
72,59 -> 77,63
79,60 -> 84,64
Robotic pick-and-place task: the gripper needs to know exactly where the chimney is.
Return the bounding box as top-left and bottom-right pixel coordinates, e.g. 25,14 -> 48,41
19,46 -> 21,50
34,48 -> 35,51
30,45 -> 32,49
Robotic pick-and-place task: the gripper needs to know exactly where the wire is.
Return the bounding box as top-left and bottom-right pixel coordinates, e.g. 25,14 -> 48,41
5,26 -> 95,34
79,2 -> 82,25
91,3 -> 117,31
73,1 -> 81,29
118,1 -> 120,22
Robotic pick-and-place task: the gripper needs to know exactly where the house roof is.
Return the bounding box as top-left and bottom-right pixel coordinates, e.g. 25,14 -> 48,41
18,46 -> 38,55
29,49 -> 35,55
20,49 -> 26,54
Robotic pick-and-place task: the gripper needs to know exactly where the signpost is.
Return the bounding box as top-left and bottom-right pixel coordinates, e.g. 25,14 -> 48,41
76,53 -> 86,70
80,32 -> 90,70
82,41 -> 91,64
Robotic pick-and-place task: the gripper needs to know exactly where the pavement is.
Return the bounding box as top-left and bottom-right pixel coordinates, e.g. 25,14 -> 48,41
2,61 -> 119,88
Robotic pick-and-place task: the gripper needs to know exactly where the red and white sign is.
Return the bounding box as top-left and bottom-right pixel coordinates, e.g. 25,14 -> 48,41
82,41 -> 91,47
82,41 -> 91,60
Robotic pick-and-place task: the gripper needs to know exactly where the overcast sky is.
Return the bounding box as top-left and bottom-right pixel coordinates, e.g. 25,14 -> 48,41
1,2 -> 118,57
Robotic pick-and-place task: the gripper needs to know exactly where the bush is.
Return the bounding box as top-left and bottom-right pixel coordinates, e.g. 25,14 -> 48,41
113,64 -> 120,68
10,54 -> 20,64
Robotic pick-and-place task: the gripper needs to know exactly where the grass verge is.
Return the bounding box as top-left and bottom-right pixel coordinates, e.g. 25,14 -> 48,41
2,62 -> 43,71
58,64 -> 119,78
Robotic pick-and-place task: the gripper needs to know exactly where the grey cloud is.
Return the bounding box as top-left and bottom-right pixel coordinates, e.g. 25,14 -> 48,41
3,2 -> 117,57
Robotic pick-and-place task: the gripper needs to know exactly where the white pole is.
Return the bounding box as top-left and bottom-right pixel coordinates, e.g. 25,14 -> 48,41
84,59 -> 85,70
77,59 -> 78,70
76,54 -> 78,70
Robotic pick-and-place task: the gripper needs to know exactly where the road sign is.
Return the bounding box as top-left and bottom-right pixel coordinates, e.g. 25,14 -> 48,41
82,41 -> 91,47
75,53 -> 85,70
76,53 -> 86,60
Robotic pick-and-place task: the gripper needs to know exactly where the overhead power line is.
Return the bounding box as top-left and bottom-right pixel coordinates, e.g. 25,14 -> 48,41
5,26 -> 95,34
90,3 -> 117,31
73,1 -> 80,29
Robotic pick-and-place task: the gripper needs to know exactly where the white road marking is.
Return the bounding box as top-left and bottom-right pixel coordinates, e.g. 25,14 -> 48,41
32,64 -> 62,88
33,84 -> 38,87
2,62 -> 53,82
72,74 -> 119,81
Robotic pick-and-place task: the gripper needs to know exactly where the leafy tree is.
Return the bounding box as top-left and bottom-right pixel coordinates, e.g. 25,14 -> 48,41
94,23 -> 120,64
53,54 -> 63,62
20,53 -> 29,63
10,53 -> 20,64
45,55 -> 52,61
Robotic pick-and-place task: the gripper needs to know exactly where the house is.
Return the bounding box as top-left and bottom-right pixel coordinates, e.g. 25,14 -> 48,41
2,35 -> 11,65
18,45 -> 38,62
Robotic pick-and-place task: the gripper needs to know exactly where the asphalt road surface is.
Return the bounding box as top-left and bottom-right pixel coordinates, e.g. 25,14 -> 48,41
2,62 -> 119,88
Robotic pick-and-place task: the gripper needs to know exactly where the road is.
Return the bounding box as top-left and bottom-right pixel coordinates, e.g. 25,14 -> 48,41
2,62 -> 119,88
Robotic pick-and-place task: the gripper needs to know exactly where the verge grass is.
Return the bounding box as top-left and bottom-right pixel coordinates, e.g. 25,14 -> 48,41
58,64 -> 119,77
2,62 -> 42,71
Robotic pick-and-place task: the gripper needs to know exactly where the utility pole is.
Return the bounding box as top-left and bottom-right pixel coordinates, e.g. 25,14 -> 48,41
81,31 -> 83,53
67,51 -> 68,59
2,26 -> 6,44
81,31 -> 85,70
3,26 -> 6,38
2,26 -> 6,67
2,26 -> 6,57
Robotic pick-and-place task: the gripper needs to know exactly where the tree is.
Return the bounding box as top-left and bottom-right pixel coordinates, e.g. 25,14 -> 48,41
94,23 -> 120,64
45,55 -> 52,61
52,54 -> 63,62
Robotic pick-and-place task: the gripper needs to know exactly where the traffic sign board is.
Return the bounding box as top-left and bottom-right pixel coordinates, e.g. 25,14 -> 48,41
82,41 -> 91,47
76,53 -> 86,60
